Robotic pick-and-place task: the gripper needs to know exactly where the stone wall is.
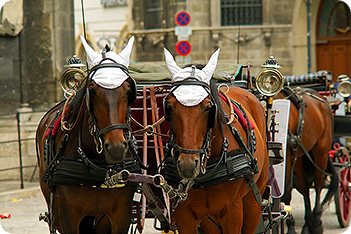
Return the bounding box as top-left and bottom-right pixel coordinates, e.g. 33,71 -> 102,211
0,0 -> 74,114
0,0 -> 75,181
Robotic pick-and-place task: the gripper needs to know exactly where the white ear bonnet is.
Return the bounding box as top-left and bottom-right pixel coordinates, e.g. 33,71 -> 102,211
164,48 -> 220,106
80,35 -> 134,89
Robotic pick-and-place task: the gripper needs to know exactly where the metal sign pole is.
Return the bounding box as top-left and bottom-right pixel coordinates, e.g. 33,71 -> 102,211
306,0 -> 311,73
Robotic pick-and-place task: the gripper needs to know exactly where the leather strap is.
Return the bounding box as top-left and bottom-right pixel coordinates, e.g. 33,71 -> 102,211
97,124 -> 129,136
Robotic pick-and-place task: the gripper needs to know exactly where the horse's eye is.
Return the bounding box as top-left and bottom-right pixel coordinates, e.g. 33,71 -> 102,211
89,86 -> 96,95
166,102 -> 172,112
127,89 -> 132,96
204,106 -> 211,112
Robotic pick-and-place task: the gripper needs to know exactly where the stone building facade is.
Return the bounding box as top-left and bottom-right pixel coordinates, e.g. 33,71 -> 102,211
127,0 -> 351,81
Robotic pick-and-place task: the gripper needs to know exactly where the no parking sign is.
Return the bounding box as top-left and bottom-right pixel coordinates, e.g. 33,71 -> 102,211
175,41 -> 191,56
175,11 -> 191,26
175,11 -> 191,57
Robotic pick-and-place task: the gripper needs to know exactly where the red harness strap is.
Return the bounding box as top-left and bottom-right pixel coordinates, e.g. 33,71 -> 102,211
44,105 -> 71,139
44,114 -> 63,139
218,93 -> 255,131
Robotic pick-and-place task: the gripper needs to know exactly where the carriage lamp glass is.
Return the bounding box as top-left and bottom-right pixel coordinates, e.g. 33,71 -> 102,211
255,69 -> 284,96
60,68 -> 86,97
337,80 -> 351,97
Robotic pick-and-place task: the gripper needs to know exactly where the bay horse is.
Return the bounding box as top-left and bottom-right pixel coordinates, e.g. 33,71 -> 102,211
36,36 -> 140,234
275,87 -> 338,234
161,48 -> 269,233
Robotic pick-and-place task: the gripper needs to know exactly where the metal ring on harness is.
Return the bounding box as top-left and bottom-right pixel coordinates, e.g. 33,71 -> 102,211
96,137 -> 103,154
218,83 -> 229,94
145,125 -> 155,136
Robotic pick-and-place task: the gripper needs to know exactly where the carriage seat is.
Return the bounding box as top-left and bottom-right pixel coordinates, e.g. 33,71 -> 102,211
283,70 -> 332,91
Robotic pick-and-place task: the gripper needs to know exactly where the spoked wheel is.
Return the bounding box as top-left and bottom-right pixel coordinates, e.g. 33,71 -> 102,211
334,149 -> 351,228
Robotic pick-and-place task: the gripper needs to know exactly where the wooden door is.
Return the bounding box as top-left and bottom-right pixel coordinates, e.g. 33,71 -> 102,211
316,0 -> 351,82
317,41 -> 351,82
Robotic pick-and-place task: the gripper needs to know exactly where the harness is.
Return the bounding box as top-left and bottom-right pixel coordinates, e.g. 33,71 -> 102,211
39,59 -> 142,234
160,69 -> 265,207
282,86 -> 332,184
43,120 -> 141,188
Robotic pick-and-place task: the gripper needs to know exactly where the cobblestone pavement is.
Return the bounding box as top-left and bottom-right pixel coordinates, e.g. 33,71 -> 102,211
0,182 -> 350,234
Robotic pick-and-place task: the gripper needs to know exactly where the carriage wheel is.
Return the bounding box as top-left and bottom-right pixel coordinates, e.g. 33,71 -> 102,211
334,151 -> 351,228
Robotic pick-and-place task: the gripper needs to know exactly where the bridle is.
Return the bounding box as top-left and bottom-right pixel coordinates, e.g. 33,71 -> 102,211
163,66 -> 217,174
62,57 -> 137,154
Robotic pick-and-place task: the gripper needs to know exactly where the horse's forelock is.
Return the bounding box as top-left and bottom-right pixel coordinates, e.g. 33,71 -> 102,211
183,64 -> 205,70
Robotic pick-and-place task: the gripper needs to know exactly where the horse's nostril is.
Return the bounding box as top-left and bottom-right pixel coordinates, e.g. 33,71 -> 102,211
194,159 -> 199,167
104,142 -> 110,151
122,140 -> 128,148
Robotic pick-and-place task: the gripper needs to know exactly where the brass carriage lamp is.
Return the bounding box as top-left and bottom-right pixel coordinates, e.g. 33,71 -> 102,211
255,56 -> 284,100
337,74 -> 351,98
60,55 -> 87,98
255,56 -> 284,131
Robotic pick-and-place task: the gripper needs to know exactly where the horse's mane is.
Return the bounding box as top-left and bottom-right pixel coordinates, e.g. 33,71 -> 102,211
67,81 -> 88,120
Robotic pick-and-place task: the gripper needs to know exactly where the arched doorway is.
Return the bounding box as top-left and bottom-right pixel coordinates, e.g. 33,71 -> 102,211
316,0 -> 351,82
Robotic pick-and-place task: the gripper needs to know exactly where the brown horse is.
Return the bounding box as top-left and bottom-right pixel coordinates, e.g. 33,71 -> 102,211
36,36 -> 140,233
275,87 -> 338,234
161,48 -> 269,233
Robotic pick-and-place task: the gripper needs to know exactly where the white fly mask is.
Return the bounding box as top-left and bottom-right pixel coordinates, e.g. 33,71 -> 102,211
164,48 -> 220,106
80,35 -> 135,89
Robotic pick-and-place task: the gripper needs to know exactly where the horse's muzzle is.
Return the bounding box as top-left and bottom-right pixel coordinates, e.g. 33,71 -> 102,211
104,140 -> 128,163
177,155 -> 200,179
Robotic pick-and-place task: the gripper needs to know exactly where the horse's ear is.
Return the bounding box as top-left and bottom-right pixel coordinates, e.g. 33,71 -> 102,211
202,48 -> 220,81
80,35 -> 100,68
118,36 -> 134,67
164,47 -> 181,80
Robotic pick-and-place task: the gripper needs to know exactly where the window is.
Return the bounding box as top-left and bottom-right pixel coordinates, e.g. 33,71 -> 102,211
145,0 -> 162,29
221,0 -> 262,26
318,0 -> 351,37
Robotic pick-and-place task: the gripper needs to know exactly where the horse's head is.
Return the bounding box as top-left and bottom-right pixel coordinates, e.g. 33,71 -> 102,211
163,48 -> 220,179
81,36 -> 136,163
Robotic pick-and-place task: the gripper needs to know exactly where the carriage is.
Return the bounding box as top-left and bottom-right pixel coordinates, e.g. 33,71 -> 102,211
36,37 -> 351,233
